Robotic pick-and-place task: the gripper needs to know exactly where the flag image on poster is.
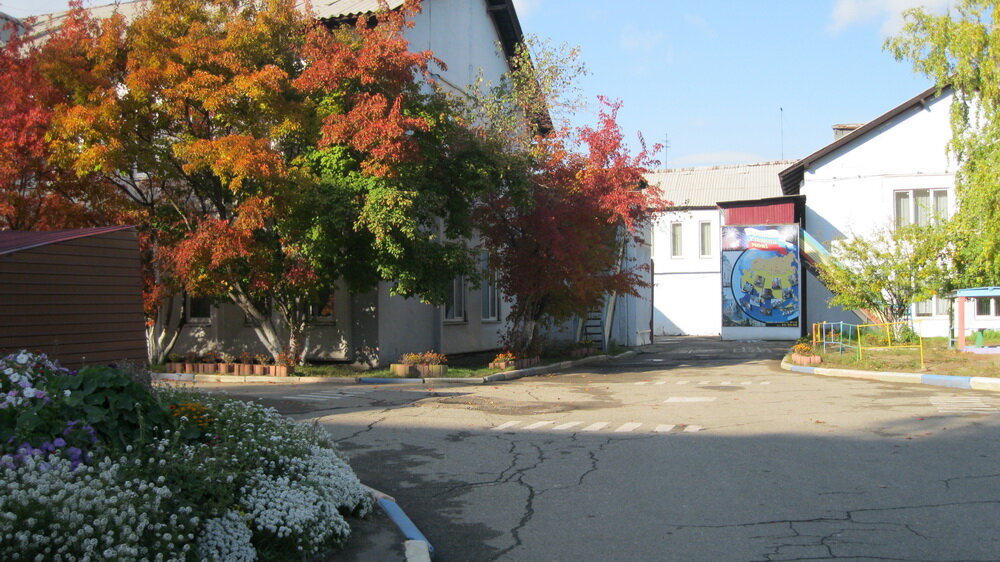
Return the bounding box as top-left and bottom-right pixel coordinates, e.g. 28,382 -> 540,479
721,225 -> 800,328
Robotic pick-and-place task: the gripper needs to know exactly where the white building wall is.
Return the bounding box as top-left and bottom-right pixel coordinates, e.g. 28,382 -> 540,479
801,93 -> 957,337
651,208 -> 722,336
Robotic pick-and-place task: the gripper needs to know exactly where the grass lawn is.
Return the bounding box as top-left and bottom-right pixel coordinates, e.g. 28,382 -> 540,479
810,337 -> 1000,378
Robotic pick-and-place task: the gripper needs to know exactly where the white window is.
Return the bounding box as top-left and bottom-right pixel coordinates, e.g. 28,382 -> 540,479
914,296 -> 949,317
480,253 -> 500,321
976,297 -> 1000,317
894,189 -> 948,228
671,223 -> 683,257
444,276 -> 466,321
186,294 -> 212,324
699,221 -> 712,257
310,287 -> 336,324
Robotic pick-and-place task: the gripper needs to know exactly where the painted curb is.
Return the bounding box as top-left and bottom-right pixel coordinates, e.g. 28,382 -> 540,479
362,485 -> 433,560
357,377 -> 424,385
780,359 -> 1000,392
152,372 -> 357,385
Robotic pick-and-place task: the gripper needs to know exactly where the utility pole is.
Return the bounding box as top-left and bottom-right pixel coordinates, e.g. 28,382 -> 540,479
780,107 -> 784,160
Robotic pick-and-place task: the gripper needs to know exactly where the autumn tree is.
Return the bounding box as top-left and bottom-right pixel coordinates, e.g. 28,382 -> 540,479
888,1 -> 1000,286
39,0 -> 496,362
0,17 -> 108,230
471,40 -> 664,354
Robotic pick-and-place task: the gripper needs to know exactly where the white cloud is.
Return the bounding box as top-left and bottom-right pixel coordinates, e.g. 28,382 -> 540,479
620,23 -> 666,52
683,14 -> 716,39
512,0 -> 541,19
672,151 -> 766,168
827,0 -> 956,37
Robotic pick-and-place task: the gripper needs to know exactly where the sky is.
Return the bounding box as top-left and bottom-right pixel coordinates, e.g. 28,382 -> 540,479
1,0 -> 954,169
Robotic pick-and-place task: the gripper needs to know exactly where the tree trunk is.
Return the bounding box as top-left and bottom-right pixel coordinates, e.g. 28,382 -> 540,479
147,295 -> 184,364
229,287 -> 284,360
274,295 -> 310,366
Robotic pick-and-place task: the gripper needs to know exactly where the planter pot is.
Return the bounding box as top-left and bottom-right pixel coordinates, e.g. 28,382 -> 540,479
515,357 -> 540,369
791,353 -> 821,366
253,364 -> 266,376
390,364 -> 417,377
236,363 -> 252,376
183,363 -> 196,374
416,364 -> 447,377
219,363 -> 235,375
490,360 -> 516,370
165,362 -> 182,373
271,365 -> 292,377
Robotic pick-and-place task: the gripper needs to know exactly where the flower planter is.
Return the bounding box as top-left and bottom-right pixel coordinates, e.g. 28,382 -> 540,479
389,364 -> 445,376
416,364 -> 447,377
791,353 -> 821,366
184,363 -> 196,374
165,362 -> 183,373
235,363 -> 251,376
253,364 -> 266,376
570,348 -> 595,359
489,360 -> 517,370
389,364 -> 416,377
271,365 -> 292,377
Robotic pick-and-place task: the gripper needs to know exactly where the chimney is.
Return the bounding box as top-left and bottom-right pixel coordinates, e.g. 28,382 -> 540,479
833,123 -> 863,141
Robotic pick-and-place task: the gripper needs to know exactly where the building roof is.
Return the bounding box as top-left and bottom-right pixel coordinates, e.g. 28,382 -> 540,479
0,226 -> 135,256
645,161 -> 794,209
778,85 -> 949,195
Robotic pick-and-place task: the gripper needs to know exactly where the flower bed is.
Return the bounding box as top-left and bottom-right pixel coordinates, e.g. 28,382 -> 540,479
390,351 -> 448,377
0,351 -> 371,560
488,355 -> 540,370
165,362 -> 293,377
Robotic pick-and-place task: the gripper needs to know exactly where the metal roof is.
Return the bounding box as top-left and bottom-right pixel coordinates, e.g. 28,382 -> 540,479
645,161 -> 793,209
949,287 -> 1000,298
0,226 -> 135,256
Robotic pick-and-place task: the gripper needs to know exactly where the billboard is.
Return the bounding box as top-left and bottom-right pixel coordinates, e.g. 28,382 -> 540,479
721,225 -> 800,329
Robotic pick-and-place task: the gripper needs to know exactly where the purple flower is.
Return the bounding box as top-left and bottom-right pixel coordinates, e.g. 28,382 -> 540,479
66,447 -> 82,460
53,437 -> 66,448
41,442 -> 55,453
16,380 -> 30,389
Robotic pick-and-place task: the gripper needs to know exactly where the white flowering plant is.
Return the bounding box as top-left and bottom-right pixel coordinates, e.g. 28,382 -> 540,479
0,352 -> 373,561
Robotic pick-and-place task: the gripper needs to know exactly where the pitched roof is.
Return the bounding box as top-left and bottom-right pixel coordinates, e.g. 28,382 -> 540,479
0,226 -> 135,256
645,161 -> 794,208
778,85 -> 949,195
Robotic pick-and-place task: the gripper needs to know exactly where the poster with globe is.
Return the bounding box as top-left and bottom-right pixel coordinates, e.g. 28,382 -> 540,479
721,225 -> 800,329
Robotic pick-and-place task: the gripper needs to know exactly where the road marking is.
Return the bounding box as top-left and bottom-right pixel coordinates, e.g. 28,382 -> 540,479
759,381 -> 771,385
287,395 -> 338,401
683,425 -> 703,432
654,381 -> 667,385
615,422 -> 642,432
676,381 -> 689,385
740,381 -> 753,385
523,421 -> 554,430
665,397 -> 717,403
698,381 -> 710,385
654,424 -> 676,433
553,421 -> 583,430
581,422 -> 609,432
635,381 -> 651,385
930,397 -> 997,414
721,381 -> 732,385
493,421 -> 520,430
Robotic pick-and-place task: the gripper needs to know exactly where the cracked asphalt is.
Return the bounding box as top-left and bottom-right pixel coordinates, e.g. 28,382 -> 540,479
199,338 -> 1000,561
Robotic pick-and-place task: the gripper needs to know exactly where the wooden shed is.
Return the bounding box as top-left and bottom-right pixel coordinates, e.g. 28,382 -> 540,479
0,226 -> 147,368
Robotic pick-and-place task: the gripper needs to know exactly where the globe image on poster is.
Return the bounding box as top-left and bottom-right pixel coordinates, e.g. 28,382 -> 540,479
730,248 -> 799,324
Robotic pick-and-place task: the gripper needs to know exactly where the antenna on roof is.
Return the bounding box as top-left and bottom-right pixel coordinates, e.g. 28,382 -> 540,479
779,107 -> 784,160
663,133 -> 670,170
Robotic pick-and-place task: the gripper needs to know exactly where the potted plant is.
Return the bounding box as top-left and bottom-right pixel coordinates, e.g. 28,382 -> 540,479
183,352 -> 198,374
391,351 -> 448,377
790,343 -> 821,366
253,354 -> 270,376
165,353 -> 184,374
489,351 -> 517,370
273,352 -> 295,377
237,351 -> 254,376
219,352 -> 236,374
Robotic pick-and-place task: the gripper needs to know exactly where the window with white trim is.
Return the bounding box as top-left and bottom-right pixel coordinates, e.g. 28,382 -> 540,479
894,189 -> 948,228
444,276 -> 466,321
699,221 -> 712,257
671,223 -> 683,257
976,297 -> 1000,317
914,296 -> 949,317
480,253 -> 500,321
309,286 -> 336,324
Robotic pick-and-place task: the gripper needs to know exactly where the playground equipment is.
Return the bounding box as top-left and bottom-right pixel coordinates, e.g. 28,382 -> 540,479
812,320 -> 925,369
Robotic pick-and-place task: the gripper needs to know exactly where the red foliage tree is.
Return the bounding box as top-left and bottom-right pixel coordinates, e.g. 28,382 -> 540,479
477,98 -> 666,354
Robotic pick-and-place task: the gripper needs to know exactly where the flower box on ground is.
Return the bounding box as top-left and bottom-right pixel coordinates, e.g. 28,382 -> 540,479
389,364 -> 447,377
167,362 -> 294,376
489,360 -> 517,370
791,353 -> 821,366
570,348 -> 596,359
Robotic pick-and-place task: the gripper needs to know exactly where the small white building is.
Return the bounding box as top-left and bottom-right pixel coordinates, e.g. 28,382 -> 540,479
646,162 -> 792,336
780,86 -> 1000,338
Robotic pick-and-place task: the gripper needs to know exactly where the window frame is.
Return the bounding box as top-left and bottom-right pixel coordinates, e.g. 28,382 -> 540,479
670,222 -> 683,258
698,221 -> 712,258
185,294 -> 212,324
975,297 -> 1000,318
894,188 -> 948,228
480,253 -> 501,322
309,286 -> 337,325
444,276 -> 467,322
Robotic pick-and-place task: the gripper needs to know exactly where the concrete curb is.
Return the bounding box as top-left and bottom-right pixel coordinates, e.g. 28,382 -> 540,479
780,359 -> 1000,392
363,485 -> 433,561
153,351 -> 639,387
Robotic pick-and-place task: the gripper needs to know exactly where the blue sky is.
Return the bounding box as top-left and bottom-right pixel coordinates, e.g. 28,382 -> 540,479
3,0 -> 952,168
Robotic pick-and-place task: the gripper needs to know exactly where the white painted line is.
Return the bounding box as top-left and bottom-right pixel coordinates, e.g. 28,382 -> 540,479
654,381 -> 667,385
721,381 -> 733,385
665,397 -> 717,403
654,424 -> 676,433
759,381 -> 771,385
581,422 -> 608,432
683,425 -> 703,432
741,381 -> 753,385
523,421 -> 554,430
553,421 -> 583,430
676,381 -> 689,385
493,421 -> 520,430
698,381 -> 710,385
635,381 -> 651,385
615,422 -> 642,433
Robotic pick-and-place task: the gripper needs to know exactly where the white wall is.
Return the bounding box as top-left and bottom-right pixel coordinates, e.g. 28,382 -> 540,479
801,92 -> 956,337
651,208 -> 722,336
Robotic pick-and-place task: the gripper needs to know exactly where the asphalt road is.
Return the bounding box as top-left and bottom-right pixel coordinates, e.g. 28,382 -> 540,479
203,338 -> 1000,561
